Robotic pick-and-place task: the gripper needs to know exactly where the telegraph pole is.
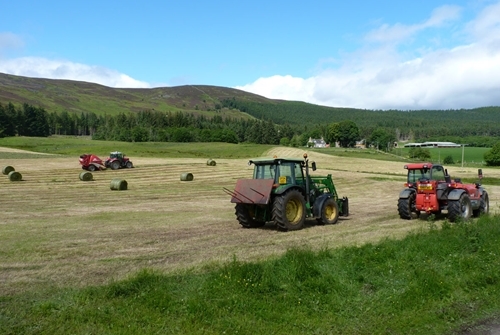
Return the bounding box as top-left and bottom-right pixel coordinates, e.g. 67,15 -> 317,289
461,144 -> 467,168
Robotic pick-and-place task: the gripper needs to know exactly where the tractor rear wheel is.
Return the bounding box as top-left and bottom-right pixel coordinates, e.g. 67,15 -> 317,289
473,191 -> 489,217
111,161 -> 120,170
272,190 -> 306,231
448,193 -> 472,222
398,191 -> 417,220
317,198 -> 339,225
235,204 -> 265,228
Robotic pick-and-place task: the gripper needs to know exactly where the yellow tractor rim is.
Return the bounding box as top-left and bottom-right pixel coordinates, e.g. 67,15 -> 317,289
325,202 -> 338,220
286,198 -> 303,224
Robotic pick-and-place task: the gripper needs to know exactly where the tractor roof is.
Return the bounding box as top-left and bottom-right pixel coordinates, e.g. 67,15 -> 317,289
249,157 -> 304,165
404,162 -> 436,170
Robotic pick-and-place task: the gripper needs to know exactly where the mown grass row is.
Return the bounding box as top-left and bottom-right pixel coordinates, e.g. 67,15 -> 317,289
2,216 -> 500,335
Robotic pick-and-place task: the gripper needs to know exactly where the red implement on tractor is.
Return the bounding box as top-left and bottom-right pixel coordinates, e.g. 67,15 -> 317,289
398,163 -> 489,221
79,154 -> 105,171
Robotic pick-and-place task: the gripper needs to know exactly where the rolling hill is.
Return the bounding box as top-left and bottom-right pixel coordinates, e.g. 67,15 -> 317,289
2,72 -> 500,141
0,72 -> 274,117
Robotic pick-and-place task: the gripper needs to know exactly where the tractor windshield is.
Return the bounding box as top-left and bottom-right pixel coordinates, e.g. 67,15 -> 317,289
110,152 -> 123,159
253,161 -> 302,184
253,164 -> 277,179
430,165 -> 446,181
407,166 -> 446,182
407,168 -> 431,183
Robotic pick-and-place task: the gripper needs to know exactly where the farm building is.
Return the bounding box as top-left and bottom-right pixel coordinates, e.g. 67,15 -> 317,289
404,141 -> 461,148
308,137 -> 329,148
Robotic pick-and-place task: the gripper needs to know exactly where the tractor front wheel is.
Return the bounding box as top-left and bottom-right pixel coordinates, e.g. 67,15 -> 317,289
317,198 -> 339,225
126,161 -> 133,168
398,191 -> 417,220
235,204 -> 265,228
273,190 -> 306,231
448,193 -> 472,222
473,191 -> 489,217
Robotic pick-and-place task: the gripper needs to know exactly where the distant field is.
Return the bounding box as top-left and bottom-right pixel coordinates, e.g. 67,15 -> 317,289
0,136 -> 275,159
314,146 -> 490,166
407,146 -> 489,165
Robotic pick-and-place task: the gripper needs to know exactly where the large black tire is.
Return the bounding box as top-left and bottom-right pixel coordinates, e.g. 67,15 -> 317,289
111,161 -> 120,170
88,164 -> 97,172
473,191 -> 489,217
126,161 -> 133,168
235,204 -> 265,228
398,191 -> 417,220
448,193 -> 472,222
317,198 -> 339,225
272,190 -> 306,231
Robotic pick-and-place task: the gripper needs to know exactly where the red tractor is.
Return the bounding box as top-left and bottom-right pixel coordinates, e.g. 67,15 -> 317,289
79,154 -> 105,171
104,151 -> 133,170
398,163 -> 489,221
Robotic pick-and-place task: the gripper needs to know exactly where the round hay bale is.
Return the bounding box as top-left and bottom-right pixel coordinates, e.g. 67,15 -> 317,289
8,171 -> 22,181
180,172 -> 194,181
79,171 -> 93,181
110,178 -> 128,191
2,166 -> 15,175
206,159 -> 216,166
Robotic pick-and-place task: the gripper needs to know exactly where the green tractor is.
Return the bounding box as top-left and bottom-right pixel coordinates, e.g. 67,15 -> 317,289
224,154 -> 349,231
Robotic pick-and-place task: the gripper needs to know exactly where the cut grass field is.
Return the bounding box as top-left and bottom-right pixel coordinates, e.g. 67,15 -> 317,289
1,137 -> 500,334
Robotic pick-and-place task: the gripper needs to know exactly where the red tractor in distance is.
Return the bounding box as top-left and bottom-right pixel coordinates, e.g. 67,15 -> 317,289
398,163 -> 489,221
79,154 -> 106,171
104,151 -> 134,170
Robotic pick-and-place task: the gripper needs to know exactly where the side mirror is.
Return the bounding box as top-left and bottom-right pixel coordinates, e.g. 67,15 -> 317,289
444,169 -> 451,183
311,162 -> 317,171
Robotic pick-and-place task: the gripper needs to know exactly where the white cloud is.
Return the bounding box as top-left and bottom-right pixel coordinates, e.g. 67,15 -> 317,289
0,57 -> 150,88
237,75 -> 315,103
364,5 -> 461,45
0,32 -> 24,51
237,2 -> 500,110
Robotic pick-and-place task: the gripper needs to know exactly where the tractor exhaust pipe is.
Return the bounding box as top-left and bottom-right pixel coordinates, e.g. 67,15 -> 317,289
304,154 -> 311,204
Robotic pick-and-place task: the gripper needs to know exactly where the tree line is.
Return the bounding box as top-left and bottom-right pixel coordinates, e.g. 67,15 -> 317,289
221,98 -> 500,142
0,102 -> 307,145
1,101 -> 499,161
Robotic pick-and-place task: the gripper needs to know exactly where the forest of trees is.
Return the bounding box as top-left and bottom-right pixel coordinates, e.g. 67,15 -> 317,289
0,102 -> 311,146
1,100 -> 500,151
221,98 -> 500,144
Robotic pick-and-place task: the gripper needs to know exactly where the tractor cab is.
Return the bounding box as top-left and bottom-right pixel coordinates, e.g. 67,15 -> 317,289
109,151 -> 124,160
250,157 -> 307,188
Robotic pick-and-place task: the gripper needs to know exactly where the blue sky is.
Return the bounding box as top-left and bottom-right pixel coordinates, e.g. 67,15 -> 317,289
1,0 -> 500,110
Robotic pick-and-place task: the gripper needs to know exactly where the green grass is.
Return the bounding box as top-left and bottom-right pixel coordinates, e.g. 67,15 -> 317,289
0,136 -> 493,165
311,147 -> 409,162
312,146 -> 491,166
2,216 -> 500,334
423,147 -> 489,165
0,136 -> 274,159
